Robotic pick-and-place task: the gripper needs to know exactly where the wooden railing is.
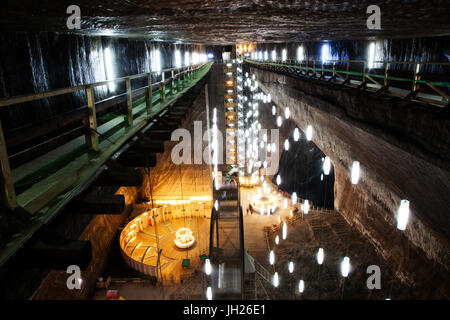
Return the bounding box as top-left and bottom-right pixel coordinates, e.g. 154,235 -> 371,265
0,62 -> 209,210
246,58 -> 450,107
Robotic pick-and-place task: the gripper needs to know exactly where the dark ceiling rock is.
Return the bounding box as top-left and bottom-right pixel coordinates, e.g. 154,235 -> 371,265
1,1 -> 450,44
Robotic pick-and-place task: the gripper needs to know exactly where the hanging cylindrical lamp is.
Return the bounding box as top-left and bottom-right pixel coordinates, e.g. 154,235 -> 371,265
397,200 -> 410,231
351,161 -> 360,185
306,125 -> 313,141
341,257 -> 350,277
317,248 -> 324,265
292,192 -> 297,205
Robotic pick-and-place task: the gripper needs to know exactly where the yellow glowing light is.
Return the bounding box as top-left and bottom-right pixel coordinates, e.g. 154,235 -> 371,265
174,228 -> 195,249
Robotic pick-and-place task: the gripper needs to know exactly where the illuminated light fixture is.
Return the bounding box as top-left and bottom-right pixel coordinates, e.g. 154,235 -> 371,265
284,107 -> 290,119
284,139 -> 290,151
341,257 -> 350,277
282,221 -> 287,240
275,235 -> 279,245
272,105 -> 276,115
174,228 -> 195,248
306,125 -> 313,141
273,272 -> 279,287
292,192 -> 297,205
174,49 -> 182,68
214,200 -> 219,211
104,47 -> 116,91
206,286 -> 212,300
277,116 -> 282,127
205,258 -> 212,275
271,49 -> 276,61
321,43 -> 332,64
282,48 -> 287,62
321,174 -> 324,181
276,175 -> 281,186
323,157 -> 331,175
368,41 -> 376,69
303,200 -> 310,214
297,45 -> 304,62
397,200 -> 410,231
264,51 -> 268,61
288,261 -> 294,273
298,280 -> 305,293
151,48 -> 162,73
317,248 -> 324,265
269,250 -> 275,265
351,161 -> 360,184
293,128 -> 300,141
267,94 -> 272,103
283,197 -> 288,208
272,142 -> 276,152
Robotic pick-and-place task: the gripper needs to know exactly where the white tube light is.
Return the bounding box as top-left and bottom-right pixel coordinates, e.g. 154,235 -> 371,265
272,105 -> 276,115
397,200 -> 410,231
288,261 -> 294,273
341,257 -> 350,277
273,272 -> 279,287
298,280 -> 305,293
317,248 -> 324,265
292,192 -> 297,205
276,175 -> 281,186
205,258 -> 212,275
277,116 -> 282,127
303,200 -> 310,214
284,107 -> 290,119
351,161 -> 360,184
323,157 -> 331,175
306,125 -> 313,141
206,286 -> 212,300
293,128 -> 300,141
282,221 -> 287,240
284,139 -> 290,151
269,250 -> 275,265
275,235 -> 279,245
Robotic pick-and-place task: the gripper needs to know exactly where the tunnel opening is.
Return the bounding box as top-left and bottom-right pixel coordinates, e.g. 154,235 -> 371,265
273,126 -> 335,210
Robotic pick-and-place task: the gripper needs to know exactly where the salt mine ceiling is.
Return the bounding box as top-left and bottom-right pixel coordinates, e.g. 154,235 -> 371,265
1,1 -> 450,44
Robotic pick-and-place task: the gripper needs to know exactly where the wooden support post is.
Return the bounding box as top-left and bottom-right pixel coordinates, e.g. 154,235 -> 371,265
346,61 -> 350,82
126,78 -> 133,126
161,72 -> 166,101
146,73 -> 153,116
0,120 -> 16,209
332,62 -> 336,77
85,86 -> 99,152
412,63 -> 421,95
171,69 -> 175,94
384,63 -> 389,87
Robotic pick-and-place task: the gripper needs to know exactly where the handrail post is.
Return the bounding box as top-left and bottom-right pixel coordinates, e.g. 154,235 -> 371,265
333,62 -> 336,77
171,69 -> 175,94
412,63 -> 421,95
0,120 -> 17,210
146,73 -> 153,116
346,61 -> 350,81
384,63 -> 389,87
85,86 -> 99,151
125,78 -> 133,126
161,71 -> 166,101
363,61 -> 367,83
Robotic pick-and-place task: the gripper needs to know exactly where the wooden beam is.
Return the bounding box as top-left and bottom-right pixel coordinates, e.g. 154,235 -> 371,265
13,239 -> 92,270
76,194 -> 126,214
0,120 -> 16,209
117,151 -> 157,167
126,78 -> 133,126
95,168 -> 143,186
85,87 -> 99,152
